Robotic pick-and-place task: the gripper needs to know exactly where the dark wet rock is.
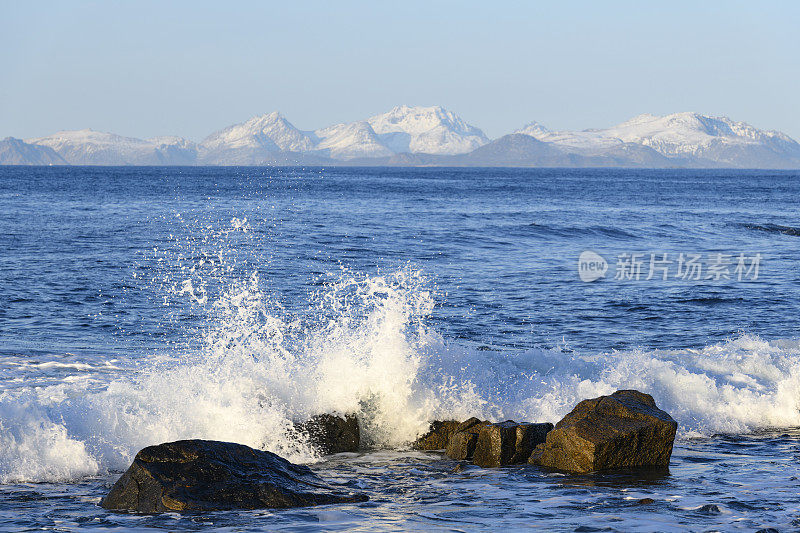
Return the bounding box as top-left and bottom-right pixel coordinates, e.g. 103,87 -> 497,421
636,497 -> 655,505
454,417 -> 485,433
696,503 -> 722,515
445,417 -> 490,460
529,390 -> 677,473
296,414 -> 360,454
101,439 -> 367,512
472,421 -> 554,467
511,422 -> 554,464
445,432 -> 479,461
412,420 -> 460,450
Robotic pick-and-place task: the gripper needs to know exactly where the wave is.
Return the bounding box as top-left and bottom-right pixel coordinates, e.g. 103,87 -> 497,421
1,268 -> 800,484
741,223 -> 800,236
521,223 -> 640,240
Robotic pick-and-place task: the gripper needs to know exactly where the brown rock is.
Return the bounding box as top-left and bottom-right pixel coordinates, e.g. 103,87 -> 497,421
455,417 -> 485,433
295,414 -> 359,454
529,390 -> 677,473
445,418 -> 490,460
511,422 -> 553,464
472,420 -> 518,467
100,439 -> 367,512
412,420 -> 460,450
446,432 -> 479,460
472,421 -> 553,467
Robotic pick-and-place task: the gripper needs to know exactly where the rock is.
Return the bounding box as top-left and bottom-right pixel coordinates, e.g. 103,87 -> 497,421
529,390 -> 677,473
512,422 -> 554,463
446,431 -> 478,460
696,504 -> 722,515
636,497 -> 655,505
445,417 -> 490,460
296,414 -> 360,454
100,439 -> 367,512
412,420 -> 460,450
472,421 -> 553,467
472,421 -> 518,467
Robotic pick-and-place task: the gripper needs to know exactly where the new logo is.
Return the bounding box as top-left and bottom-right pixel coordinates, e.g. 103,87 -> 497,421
578,251 -> 608,282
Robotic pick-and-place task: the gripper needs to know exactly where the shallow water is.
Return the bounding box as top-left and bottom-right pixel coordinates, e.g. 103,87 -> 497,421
2,435 -> 799,531
1,166 -> 799,530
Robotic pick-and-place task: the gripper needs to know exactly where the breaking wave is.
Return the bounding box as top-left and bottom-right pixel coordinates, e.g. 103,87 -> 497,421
1,265 -> 800,483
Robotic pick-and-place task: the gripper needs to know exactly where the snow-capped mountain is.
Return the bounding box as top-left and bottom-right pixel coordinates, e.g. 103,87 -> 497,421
515,112 -> 800,167
0,137 -> 68,165
515,122 -> 622,152
196,105 -> 487,162
197,112 -> 319,165
314,121 -> 393,160
200,112 -> 316,153
604,113 -> 796,155
27,129 -> 197,165
514,121 -> 552,139
8,108 -> 799,167
450,133 -> 678,168
367,105 -> 489,155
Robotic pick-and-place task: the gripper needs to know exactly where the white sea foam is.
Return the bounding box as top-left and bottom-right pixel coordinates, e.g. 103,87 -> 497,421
1,268 -> 800,483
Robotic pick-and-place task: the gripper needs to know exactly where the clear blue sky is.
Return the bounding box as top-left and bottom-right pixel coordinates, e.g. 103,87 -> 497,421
2,0 -> 798,141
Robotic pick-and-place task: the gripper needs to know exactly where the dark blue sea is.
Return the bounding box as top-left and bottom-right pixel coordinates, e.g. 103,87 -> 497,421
1,166 -> 799,531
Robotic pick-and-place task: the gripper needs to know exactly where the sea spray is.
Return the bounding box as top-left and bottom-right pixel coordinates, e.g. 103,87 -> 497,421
2,262 -> 800,482
0,267 -> 456,482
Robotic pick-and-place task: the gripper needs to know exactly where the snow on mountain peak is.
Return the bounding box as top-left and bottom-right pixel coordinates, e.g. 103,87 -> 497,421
513,121 -> 622,152
147,136 -> 196,149
27,129 -> 197,165
11,107 -> 799,167
201,112 -> 316,152
367,105 -> 489,155
515,121 -> 552,138
371,105 -> 465,133
315,121 -> 393,160
514,111 -> 800,164
0,137 -> 68,165
28,129 -> 154,153
603,112 -> 794,156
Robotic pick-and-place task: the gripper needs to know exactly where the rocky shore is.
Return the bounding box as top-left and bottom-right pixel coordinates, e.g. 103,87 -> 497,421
100,440 -> 367,512
102,389 -> 677,513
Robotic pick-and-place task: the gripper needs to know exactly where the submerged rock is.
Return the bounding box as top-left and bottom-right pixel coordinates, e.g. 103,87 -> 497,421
412,420 -> 460,450
445,417 -> 490,460
101,439 -> 367,512
529,390 -> 677,473
296,414 -> 360,454
696,503 -> 722,515
472,421 -> 553,467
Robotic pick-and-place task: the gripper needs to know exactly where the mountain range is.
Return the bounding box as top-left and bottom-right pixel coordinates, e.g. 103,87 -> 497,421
3,106 -> 799,168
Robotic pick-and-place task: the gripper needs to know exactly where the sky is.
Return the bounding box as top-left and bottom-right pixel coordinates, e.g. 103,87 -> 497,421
1,0 -> 799,141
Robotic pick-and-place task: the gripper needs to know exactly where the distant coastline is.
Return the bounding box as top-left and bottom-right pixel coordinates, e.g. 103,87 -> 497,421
3,106 -> 800,169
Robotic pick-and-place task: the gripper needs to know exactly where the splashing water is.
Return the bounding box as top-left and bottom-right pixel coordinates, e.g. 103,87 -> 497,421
2,259 -> 800,484
7,165 -> 800,531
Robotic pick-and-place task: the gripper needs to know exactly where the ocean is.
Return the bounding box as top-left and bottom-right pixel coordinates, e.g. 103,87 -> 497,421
1,166 -> 799,531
